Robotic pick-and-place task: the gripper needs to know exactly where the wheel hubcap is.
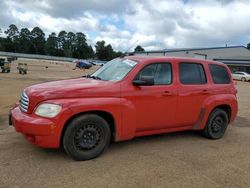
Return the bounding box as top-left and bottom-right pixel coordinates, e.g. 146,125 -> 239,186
211,116 -> 224,133
74,125 -> 102,151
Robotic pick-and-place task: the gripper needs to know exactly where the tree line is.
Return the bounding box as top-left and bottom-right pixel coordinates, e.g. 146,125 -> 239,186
0,24 -> 146,61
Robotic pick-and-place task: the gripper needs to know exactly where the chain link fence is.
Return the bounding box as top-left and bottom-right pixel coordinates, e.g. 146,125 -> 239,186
0,51 -> 75,62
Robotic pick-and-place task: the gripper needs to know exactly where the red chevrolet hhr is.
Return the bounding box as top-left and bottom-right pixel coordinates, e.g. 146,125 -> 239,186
10,56 -> 238,160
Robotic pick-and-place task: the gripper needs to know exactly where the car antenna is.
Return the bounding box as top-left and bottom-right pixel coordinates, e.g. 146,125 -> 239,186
120,40 -> 139,58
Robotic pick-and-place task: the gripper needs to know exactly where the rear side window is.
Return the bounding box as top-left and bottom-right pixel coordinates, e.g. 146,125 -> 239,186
209,64 -> 230,84
179,63 -> 207,84
236,72 -> 244,75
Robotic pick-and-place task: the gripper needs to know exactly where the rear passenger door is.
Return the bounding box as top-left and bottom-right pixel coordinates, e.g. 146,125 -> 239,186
176,62 -> 211,127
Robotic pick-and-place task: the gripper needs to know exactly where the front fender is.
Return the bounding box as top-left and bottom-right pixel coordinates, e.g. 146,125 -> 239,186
43,97 -> 123,141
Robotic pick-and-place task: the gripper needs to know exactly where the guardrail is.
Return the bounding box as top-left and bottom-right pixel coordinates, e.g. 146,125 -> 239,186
0,51 -> 75,62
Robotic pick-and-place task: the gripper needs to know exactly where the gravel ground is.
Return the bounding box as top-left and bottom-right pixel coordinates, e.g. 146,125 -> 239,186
0,60 -> 250,188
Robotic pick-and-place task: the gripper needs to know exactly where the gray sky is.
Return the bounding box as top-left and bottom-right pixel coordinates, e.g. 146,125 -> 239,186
1,0 -> 250,51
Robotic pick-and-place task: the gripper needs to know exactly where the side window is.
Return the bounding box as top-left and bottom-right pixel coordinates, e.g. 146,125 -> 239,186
135,63 -> 172,85
179,63 -> 207,84
209,64 -> 230,84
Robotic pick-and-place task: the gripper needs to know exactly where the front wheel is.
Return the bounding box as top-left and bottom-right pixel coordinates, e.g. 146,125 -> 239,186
63,114 -> 111,161
202,108 -> 229,139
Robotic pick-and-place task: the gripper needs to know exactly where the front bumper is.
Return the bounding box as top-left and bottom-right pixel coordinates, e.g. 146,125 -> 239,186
10,106 -> 61,148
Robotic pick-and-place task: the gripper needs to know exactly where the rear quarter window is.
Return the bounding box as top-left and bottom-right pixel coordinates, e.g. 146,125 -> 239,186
209,64 -> 231,84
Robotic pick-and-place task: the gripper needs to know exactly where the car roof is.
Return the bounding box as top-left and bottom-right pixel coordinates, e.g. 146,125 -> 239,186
125,56 -> 224,65
235,71 -> 246,73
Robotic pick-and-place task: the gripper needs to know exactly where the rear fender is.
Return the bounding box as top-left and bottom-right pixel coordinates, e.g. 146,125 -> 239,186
193,94 -> 237,130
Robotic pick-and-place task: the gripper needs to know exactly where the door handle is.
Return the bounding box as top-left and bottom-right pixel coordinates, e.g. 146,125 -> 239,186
201,89 -> 211,95
162,91 -> 173,96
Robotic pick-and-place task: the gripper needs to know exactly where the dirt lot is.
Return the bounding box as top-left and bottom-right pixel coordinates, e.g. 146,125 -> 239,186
0,60 -> 250,188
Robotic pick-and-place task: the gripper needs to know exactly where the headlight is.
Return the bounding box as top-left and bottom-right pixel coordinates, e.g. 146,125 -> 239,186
35,103 -> 62,118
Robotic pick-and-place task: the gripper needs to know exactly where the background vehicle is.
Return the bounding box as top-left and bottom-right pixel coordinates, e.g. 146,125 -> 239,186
232,71 -> 250,82
10,57 -> 238,161
0,58 -> 11,73
91,60 -> 106,66
75,60 -> 92,69
17,63 -> 28,75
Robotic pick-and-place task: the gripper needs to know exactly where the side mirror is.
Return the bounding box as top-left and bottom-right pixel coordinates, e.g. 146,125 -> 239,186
133,76 -> 154,86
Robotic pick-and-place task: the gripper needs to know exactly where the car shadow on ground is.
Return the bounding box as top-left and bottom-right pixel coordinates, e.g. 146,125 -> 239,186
109,130 -> 203,150
37,130 -> 203,161
233,116 -> 250,127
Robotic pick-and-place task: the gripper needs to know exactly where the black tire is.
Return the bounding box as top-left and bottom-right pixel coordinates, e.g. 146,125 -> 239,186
63,114 -> 111,161
241,77 -> 246,82
7,70 -> 10,73
202,108 -> 229,139
19,70 -> 21,74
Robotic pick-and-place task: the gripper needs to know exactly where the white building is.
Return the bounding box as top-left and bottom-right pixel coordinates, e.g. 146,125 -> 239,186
133,45 -> 250,73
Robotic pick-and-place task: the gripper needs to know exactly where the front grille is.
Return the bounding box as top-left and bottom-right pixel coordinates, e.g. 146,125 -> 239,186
20,91 -> 29,112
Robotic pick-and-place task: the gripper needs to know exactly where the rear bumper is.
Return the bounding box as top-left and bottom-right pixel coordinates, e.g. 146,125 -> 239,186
10,107 -> 61,148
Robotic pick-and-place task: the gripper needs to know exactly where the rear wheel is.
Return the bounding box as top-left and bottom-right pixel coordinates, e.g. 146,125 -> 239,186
63,114 -> 111,161
202,108 -> 229,139
241,77 -> 246,82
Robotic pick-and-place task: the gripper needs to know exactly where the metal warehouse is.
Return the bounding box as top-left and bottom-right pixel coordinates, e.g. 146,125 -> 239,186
133,46 -> 250,73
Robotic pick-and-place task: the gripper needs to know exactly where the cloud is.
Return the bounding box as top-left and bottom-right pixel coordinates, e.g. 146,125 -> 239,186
1,0 -> 250,51
123,0 -> 250,49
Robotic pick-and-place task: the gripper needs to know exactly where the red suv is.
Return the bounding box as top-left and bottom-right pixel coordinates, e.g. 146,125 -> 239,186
10,56 -> 238,160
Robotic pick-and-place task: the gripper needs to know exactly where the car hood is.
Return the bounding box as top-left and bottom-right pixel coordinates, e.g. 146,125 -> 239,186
25,78 -> 120,111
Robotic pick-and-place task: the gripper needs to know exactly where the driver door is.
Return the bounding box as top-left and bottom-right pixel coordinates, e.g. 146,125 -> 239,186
123,62 -> 178,132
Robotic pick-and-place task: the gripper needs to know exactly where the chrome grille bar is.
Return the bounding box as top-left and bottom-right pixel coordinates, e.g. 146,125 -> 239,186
20,91 -> 29,112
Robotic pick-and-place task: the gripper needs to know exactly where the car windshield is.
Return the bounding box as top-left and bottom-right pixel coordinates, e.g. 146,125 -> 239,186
91,58 -> 138,81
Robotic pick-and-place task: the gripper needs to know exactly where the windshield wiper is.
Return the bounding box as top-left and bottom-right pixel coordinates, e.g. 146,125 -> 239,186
83,74 -> 102,80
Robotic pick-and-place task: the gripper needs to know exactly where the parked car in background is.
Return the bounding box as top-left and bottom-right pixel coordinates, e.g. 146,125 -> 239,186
75,60 -> 92,69
17,63 -> 28,75
10,56 -> 238,161
91,60 -> 107,66
0,58 -> 11,73
232,71 -> 250,82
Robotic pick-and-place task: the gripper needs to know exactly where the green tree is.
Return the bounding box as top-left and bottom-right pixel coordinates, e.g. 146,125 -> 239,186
0,28 -> 5,51
57,30 -> 67,56
247,43 -> 250,50
113,51 -> 124,58
0,26 -> 119,59
18,28 -> 32,53
4,24 -> 19,52
73,32 -> 94,59
64,31 -> 76,57
95,40 -> 115,61
30,27 -> 46,54
85,45 -> 95,59
45,32 -> 58,56
105,44 -> 114,60
134,45 -> 145,52
0,37 -> 5,51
